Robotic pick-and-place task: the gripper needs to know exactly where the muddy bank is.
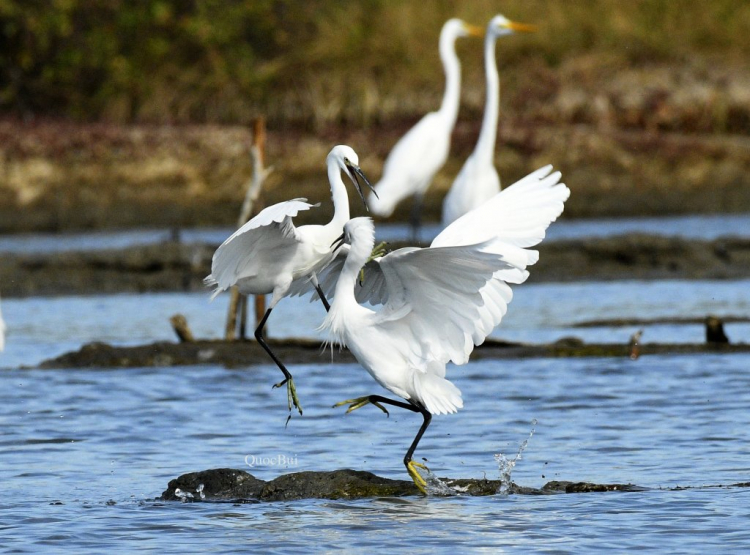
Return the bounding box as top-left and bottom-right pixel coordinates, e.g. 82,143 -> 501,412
34,337 -> 749,370
2,234 -> 750,298
1,115 -> 750,234
160,468 -> 750,502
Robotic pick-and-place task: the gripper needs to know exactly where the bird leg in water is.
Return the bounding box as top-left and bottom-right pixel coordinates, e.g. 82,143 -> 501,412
333,394 -> 432,494
255,308 -> 303,415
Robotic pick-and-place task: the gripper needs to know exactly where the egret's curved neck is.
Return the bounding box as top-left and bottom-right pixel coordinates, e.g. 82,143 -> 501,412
437,31 -> 462,125
474,33 -> 500,166
327,164 -> 351,228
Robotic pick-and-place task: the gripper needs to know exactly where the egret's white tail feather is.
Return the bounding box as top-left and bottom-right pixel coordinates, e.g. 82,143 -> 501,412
412,371 -> 463,415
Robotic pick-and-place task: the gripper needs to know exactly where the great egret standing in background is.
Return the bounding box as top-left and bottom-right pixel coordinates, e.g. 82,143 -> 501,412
205,145 -> 376,417
321,166 -> 569,492
368,18 -> 483,238
442,14 -> 536,226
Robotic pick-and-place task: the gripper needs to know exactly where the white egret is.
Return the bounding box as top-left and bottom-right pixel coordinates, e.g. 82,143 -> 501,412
368,18 -> 483,237
205,145 -> 376,416
320,166 -> 569,492
442,14 -> 536,226
0,295 -> 5,352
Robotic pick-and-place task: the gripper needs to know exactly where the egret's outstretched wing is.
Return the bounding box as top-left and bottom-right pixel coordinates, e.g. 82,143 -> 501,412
434,165 -> 569,251
435,166 -> 570,342
311,166 -> 569,309
205,199 -> 315,297
374,243 -> 515,367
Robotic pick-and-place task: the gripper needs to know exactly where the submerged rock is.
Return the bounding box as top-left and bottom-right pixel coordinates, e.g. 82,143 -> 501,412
34,337 -> 750,369
160,468 -> 645,502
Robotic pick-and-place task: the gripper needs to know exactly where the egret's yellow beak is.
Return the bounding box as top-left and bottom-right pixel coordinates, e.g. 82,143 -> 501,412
505,20 -> 537,33
463,23 -> 485,38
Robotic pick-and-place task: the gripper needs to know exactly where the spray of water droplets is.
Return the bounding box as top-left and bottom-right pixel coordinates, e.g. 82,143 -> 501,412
494,419 -> 537,495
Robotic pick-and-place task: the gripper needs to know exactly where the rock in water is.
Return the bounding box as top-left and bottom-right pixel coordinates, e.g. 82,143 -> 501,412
161,468 -> 646,501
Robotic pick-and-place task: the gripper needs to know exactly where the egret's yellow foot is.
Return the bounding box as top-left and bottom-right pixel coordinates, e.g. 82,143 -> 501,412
333,396 -> 389,416
407,460 -> 429,494
273,376 -> 303,415
359,242 -> 390,285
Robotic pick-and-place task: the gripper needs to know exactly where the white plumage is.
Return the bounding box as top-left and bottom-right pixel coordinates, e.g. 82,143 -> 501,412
321,165 -> 570,491
205,145 -> 375,416
442,14 -> 536,226
368,18 -> 482,232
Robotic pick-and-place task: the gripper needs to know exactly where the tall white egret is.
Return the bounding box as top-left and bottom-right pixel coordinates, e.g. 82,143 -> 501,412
442,14 -> 536,226
205,145 -> 376,416
368,18 -> 483,237
320,166 -> 569,492
0,295 -> 5,352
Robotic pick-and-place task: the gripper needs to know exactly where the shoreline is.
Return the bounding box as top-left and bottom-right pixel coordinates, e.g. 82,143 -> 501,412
1,234 -> 749,299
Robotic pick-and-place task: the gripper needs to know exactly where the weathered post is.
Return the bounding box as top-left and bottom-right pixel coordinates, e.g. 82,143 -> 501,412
225,118 -> 271,340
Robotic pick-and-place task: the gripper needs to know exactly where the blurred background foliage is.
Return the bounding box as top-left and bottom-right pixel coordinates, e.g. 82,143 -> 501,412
1,0 -> 749,129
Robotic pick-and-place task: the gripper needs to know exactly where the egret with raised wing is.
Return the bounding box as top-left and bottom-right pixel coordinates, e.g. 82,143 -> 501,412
205,145 -> 376,417
368,18 -> 483,238
442,14 -> 536,226
321,166 -> 569,492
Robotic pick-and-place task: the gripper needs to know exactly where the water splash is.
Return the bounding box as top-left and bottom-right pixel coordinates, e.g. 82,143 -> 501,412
423,468 -> 457,496
174,488 -> 194,502
494,419 -> 537,495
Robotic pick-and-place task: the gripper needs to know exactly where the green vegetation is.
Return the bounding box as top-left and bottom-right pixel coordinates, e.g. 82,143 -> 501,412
2,0 -> 749,128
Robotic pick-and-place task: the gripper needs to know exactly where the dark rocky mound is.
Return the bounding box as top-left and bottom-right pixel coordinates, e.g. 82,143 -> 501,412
160,468 -> 645,502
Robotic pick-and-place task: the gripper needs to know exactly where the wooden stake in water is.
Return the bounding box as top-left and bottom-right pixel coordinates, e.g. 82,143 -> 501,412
225,118 -> 272,340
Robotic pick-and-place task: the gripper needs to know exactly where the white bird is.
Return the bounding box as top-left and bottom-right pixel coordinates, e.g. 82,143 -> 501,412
0,295 -> 5,352
442,14 -> 536,227
368,18 -> 483,238
320,165 -> 570,492
205,145 -> 376,416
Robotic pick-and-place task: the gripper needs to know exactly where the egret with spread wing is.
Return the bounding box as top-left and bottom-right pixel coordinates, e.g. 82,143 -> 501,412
321,166 -> 569,492
442,14 -> 536,226
368,18 -> 483,238
205,145 -> 376,416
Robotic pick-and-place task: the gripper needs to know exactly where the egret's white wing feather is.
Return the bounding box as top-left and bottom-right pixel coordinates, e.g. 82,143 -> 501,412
374,243 -> 515,367
434,165 -> 569,250
205,199 -> 315,297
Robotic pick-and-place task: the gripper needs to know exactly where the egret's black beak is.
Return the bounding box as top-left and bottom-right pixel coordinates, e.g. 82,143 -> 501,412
331,231 -> 346,251
345,161 -> 378,211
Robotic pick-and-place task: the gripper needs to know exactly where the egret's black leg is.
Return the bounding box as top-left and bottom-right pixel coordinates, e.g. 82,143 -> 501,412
404,406 -> 432,475
255,308 -> 302,415
313,283 -> 331,312
409,193 -> 423,243
334,394 -> 432,493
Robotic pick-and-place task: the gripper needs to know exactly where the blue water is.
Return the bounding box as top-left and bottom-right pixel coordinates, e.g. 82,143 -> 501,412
2,352 -> 750,552
1,213 -> 749,254
2,279 -> 750,370
2,222 -> 750,551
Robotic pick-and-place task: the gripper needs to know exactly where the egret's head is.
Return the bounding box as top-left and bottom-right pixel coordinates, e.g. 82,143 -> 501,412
442,18 -> 484,41
342,217 -> 376,249
487,14 -> 536,38
328,145 -> 378,211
